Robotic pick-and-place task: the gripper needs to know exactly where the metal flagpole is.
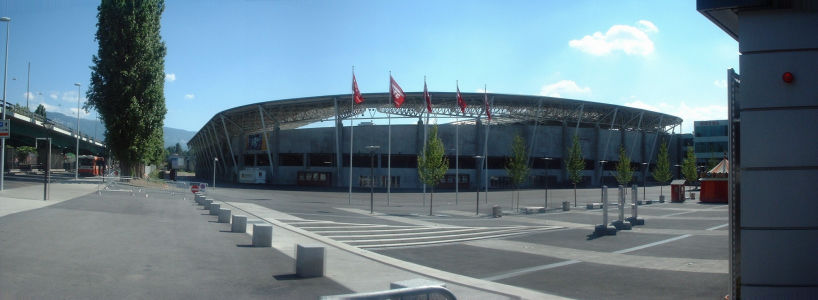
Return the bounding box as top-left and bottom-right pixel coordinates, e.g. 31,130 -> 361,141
349,67 -> 355,205
422,79 -> 428,207
484,94 -> 492,203
455,116 -> 459,205
387,107 -> 391,206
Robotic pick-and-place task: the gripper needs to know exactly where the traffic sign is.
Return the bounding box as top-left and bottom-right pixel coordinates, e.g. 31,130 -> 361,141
191,185 -> 200,193
0,120 -> 9,138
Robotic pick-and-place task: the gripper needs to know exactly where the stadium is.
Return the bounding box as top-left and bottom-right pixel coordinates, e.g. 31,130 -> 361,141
188,92 -> 685,190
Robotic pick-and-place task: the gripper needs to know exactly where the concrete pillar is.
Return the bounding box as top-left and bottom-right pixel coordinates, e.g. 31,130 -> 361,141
593,124 -> 602,186
232,215 -> 247,233
218,208 -> 231,223
252,224 -> 272,247
209,203 -> 220,215
296,244 -> 325,278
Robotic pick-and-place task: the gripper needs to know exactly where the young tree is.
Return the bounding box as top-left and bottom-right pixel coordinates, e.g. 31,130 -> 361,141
614,146 -> 633,186
567,135 -> 584,207
417,125 -> 449,216
15,146 -> 36,166
86,0 -> 167,178
34,104 -> 47,119
505,134 -> 530,210
682,146 -> 698,189
652,140 -> 672,198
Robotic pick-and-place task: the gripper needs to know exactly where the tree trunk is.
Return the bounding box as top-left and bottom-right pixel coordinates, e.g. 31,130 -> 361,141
574,183 -> 577,207
120,160 -> 132,179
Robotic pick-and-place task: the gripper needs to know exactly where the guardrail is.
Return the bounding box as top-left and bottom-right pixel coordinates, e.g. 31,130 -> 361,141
321,286 -> 456,300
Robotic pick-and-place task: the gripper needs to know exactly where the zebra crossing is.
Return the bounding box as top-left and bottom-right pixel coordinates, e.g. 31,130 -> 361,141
280,219 -> 560,249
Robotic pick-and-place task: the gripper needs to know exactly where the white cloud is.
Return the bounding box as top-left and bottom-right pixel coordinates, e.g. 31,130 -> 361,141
165,73 -> 176,82
625,100 -> 727,133
636,20 -> 658,33
569,20 -> 657,56
184,94 -> 195,100
713,80 -> 727,88
49,93 -> 58,100
539,80 -> 591,98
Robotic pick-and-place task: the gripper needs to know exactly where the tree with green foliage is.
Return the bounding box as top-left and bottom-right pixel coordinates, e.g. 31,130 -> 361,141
505,134 -> 530,210
567,135 -> 584,207
86,0 -> 167,178
417,125 -> 449,216
614,146 -> 633,186
652,140 -> 672,198
682,146 -> 698,189
34,104 -> 46,119
16,146 -> 36,166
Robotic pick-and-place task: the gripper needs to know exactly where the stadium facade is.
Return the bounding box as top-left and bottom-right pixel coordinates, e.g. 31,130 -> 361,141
188,92 -> 686,189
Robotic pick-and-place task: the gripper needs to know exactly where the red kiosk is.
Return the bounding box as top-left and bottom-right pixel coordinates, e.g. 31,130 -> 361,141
670,179 -> 687,202
699,159 -> 728,203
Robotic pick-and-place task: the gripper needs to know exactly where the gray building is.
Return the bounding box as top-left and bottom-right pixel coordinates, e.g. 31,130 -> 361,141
188,92 -> 685,190
693,120 -> 728,162
699,0 -> 818,298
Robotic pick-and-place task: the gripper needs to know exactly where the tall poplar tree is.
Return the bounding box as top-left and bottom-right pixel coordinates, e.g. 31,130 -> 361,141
682,146 -> 698,189
505,134 -> 530,210
652,140 -> 672,198
567,135 -> 584,207
86,0 -> 167,177
417,125 -> 449,216
614,146 -> 633,186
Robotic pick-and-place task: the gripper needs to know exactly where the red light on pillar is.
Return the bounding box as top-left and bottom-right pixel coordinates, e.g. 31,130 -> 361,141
782,72 -> 794,83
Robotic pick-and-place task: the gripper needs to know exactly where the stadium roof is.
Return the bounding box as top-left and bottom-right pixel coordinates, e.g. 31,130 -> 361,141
189,92 -> 682,146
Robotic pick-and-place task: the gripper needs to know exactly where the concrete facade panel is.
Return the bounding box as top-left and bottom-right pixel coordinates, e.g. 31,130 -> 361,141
739,51 -> 818,110
740,110 -> 818,168
741,169 -> 818,227
738,11 -> 818,53
741,230 -> 818,286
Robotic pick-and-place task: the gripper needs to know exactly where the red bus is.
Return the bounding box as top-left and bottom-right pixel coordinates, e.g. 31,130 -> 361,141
78,155 -> 104,176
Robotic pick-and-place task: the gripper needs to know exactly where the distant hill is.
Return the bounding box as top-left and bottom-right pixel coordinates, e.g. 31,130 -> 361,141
45,111 -> 196,149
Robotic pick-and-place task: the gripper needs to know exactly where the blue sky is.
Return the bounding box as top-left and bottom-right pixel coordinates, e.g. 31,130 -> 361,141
0,0 -> 737,133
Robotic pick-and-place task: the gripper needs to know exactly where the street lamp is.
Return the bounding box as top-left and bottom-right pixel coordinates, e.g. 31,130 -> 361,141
599,160 -> 608,187
213,157 -> 218,190
641,162 -> 648,201
365,145 -> 380,214
0,16 -> 11,191
448,148 -> 458,205
36,137 -> 51,200
473,155 -> 483,215
539,157 -> 553,209
74,83 -> 81,180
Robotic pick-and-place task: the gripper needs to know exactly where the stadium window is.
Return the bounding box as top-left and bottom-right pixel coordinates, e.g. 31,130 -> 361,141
487,156 -> 505,169
257,155 -> 269,166
279,153 -> 304,166
244,155 -> 255,166
309,153 -> 335,167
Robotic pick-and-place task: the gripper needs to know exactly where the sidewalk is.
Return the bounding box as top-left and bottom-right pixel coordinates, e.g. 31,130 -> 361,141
0,179 -> 101,218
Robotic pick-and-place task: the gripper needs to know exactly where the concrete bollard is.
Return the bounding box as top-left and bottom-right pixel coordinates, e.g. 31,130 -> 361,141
593,185 -> 617,236
296,244 -> 325,278
631,185 -> 639,218
202,199 -> 213,209
252,224 -> 273,247
232,215 -> 247,233
618,185 -> 625,222
209,203 -> 221,216
218,208 -> 231,223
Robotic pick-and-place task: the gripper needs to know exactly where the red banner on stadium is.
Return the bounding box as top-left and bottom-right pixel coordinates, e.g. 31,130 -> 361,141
456,83 -> 466,113
423,79 -> 432,113
390,75 -> 406,108
484,90 -> 492,121
352,73 -> 364,104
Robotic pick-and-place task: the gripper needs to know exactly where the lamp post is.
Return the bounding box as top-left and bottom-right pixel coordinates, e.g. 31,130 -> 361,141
540,157 -> 553,209
74,83 -> 81,180
365,145 -> 380,214
473,155 -> 483,215
599,160 -> 608,187
448,148 -> 458,205
213,157 -> 218,190
0,16 -> 11,191
641,162 -> 648,201
36,137 -> 51,200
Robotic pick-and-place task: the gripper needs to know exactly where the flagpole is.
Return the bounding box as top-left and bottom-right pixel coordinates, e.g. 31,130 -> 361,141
484,89 -> 490,204
455,116 -> 459,205
349,67 -> 355,205
422,76 -> 428,207
387,99 -> 391,206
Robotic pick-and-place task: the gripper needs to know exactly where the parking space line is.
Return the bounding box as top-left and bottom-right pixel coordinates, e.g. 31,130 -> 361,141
613,234 -> 692,254
706,223 -> 728,231
482,260 -> 581,281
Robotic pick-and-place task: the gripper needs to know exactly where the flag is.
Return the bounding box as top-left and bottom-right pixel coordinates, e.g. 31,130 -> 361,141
423,79 -> 432,113
484,89 -> 491,121
390,75 -> 406,108
352,73 -> 364,104
456,83 -> 466,113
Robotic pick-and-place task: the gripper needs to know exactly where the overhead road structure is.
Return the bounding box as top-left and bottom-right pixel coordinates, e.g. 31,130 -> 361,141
188,92 -> 683,189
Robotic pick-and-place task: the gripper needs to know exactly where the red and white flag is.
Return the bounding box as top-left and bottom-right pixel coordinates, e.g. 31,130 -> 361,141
456,82 -> 466,113
423,78 -> 432,113
484,88 -> 491,121
390,75 -> 406,108
352,73 -> 364,104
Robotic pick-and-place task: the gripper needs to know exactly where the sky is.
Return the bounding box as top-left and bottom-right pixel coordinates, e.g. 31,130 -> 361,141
0,0 -> 737,134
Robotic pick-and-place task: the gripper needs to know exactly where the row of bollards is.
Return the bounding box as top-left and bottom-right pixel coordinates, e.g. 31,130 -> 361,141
192,192 -> 325,278
593,184 -> 645,236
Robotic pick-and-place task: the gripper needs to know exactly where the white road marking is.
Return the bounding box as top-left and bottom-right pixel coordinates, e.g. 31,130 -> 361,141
706,223 -> 729,231
613,234 -> 692,254
482,260 -> 581,281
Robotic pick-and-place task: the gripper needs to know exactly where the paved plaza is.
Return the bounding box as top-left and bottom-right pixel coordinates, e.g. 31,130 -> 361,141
0,175 -> 727,299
